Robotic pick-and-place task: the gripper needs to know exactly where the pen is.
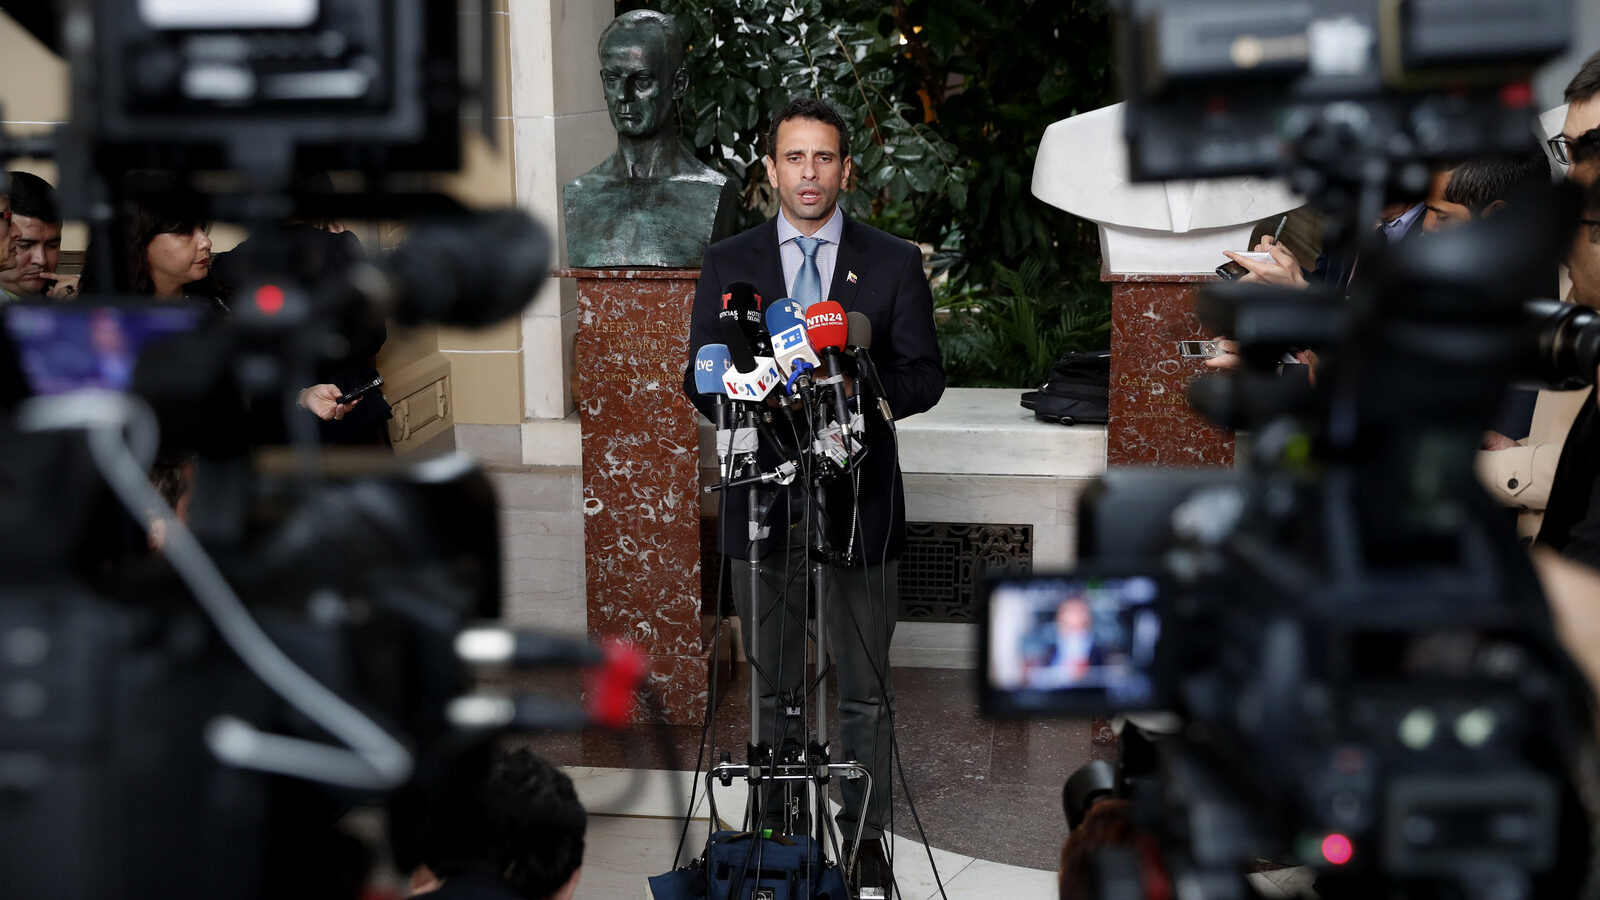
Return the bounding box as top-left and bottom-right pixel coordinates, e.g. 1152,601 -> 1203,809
1269,215 -> 1288,246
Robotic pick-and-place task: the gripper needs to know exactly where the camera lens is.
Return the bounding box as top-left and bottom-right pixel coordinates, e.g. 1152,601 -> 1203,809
1520,299 -> 1600,390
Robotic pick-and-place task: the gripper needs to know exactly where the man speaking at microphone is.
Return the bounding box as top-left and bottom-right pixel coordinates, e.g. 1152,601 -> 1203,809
681,96 -> 943,890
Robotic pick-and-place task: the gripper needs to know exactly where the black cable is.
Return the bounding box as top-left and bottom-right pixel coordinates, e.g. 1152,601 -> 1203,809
837,407 -> 950,900
670,407 -> 741,869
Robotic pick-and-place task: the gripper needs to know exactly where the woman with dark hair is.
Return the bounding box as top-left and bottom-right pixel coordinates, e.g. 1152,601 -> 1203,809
123,195 -> 360,424
125,204 -> 218,300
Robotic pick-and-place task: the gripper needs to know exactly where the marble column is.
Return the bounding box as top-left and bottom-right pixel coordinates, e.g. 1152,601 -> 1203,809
563,268 -> 704,724
1104,273 -> 1234,468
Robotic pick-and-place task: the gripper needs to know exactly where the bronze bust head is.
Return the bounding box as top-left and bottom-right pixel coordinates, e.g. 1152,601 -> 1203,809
563,11 -> 739,268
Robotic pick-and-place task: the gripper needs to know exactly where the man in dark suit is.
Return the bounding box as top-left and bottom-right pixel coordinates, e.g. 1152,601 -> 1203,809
681,97 -> 944,889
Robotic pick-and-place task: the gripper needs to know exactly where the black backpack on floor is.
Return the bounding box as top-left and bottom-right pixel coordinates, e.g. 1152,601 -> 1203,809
1020,350 -> 1110,425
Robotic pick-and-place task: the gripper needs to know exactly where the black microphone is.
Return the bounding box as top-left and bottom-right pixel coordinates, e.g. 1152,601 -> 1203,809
719,309 -> 759,373
722,281 -> 772,357
847,311 -> 893,426
372,209 -> 552,328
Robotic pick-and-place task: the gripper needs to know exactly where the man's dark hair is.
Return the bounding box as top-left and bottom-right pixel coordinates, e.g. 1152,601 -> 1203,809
8,171 -> 59,224
766,97 -> 851,160
426,748 -> 587,899
1566,50 -> 1600,105
1441,150 -> 1552,214
1572,128 -> 1600,168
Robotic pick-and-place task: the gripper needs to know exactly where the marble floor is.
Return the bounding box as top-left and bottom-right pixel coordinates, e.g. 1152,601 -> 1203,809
473,461 -> 1317,897
509,665 -> 1098,872
498,666 -> 1316,900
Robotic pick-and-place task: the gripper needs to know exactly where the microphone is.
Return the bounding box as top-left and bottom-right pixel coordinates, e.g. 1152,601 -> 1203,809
719,284 -> 785,402
846,311 -> 894,427
717,325 -> 784,403
804,300 -> 857,458
722,281 -> 772,357
718,309 -> 759,373
845,310 -> 872,351
696,344 -> 757,464
694,344 -> 733,396
765,299 -> 822,392
374,209 -> 552,328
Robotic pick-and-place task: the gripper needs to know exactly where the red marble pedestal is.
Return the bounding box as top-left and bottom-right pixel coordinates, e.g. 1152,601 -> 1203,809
562,268 -> 704,725
1104,272 -> 1234,467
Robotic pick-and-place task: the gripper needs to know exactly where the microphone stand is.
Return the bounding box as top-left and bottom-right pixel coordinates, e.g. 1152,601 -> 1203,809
704,386 -> 872,872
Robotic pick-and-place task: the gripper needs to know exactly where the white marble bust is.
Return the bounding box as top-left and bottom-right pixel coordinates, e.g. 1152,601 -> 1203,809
1031,103 -> 1303,275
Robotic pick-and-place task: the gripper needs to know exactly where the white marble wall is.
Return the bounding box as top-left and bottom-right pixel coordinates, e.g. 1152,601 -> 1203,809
493,467 -> 588,636
507,0 -> 617,438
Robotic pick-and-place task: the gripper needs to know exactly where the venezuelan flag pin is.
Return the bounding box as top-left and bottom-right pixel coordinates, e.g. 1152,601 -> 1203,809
847,271 -> 858,284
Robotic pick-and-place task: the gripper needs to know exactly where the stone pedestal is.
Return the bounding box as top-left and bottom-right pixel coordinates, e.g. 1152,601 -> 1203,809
1105,273 -> 1234,467
562,268 -> 704,724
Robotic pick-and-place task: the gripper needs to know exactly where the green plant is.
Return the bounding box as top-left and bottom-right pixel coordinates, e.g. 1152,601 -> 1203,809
934,256 -> 1110,388
617,0 -> 968,234
616,0 -> 1119,385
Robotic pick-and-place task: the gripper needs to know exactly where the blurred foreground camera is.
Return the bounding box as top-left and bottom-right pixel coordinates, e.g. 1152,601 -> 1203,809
0,4 -> 637,900
983,3 -> 1600,899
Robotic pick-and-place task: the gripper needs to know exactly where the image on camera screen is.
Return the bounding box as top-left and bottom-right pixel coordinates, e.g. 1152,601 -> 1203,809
982,574 -> 1163,716
4,303 -> 202,396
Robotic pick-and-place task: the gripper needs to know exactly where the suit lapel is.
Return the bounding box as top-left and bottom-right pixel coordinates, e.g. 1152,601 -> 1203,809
829,215 -> 868,311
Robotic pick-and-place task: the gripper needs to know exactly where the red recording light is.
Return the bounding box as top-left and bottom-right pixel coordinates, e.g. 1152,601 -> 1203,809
254,284 -> 286,316
1500,81 -> 1534,110
1321,833 -> 1354,866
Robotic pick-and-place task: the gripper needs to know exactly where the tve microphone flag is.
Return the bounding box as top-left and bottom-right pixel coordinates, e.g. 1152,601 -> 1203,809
693,344 -> 733,395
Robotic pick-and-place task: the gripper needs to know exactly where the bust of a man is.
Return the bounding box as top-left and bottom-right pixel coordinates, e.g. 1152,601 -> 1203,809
563,11 -> 739,268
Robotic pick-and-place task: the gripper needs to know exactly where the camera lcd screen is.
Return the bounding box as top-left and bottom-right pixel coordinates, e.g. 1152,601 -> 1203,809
980,573 -> 1165,717
3,303 -> 203,396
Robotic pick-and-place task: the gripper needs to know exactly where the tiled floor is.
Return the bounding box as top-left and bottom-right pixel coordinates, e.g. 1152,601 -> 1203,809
560,768 -> 1062,900
506,665 -> 1092,872
476,464 -> 1319,898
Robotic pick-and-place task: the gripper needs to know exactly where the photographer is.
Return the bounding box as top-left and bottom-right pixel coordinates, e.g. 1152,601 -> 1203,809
1479,128 -> 1600,542
1531,174 -> 1600,566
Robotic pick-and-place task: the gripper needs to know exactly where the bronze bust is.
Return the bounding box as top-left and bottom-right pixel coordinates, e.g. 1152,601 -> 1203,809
563,11 -> 739,268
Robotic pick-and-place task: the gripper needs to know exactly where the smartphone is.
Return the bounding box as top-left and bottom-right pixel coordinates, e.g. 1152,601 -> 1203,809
1178,340 -> 1225,359
979,571 -> 1166,717
337,376 -> 384,405
1213,250 -> 1275,281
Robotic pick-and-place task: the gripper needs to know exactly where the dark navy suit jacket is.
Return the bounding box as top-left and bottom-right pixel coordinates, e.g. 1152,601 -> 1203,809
681,214 -> 945,563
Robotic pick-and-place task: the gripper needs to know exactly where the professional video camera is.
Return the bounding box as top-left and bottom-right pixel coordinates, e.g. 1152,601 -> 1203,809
981,2 -> 1600,899
0,4 -> 642,898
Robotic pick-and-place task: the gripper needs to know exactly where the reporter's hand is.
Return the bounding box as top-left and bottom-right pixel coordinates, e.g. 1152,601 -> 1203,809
298,383 -> 361,421
1224,236 -> 1308,289
1482,430 -> 1519,451
1202,338 -> 1241,371
1292,348 -> 1320,388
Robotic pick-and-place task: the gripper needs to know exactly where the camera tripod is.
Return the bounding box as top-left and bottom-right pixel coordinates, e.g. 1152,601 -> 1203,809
703,393 -> 882,897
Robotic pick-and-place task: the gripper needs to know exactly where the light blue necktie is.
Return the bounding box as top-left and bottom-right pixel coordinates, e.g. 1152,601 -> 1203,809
793,236 -> 824,308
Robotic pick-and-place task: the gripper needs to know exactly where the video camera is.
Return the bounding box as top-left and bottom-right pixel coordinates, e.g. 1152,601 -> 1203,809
0,4 -> 641,899
982,2 -> 1600,898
